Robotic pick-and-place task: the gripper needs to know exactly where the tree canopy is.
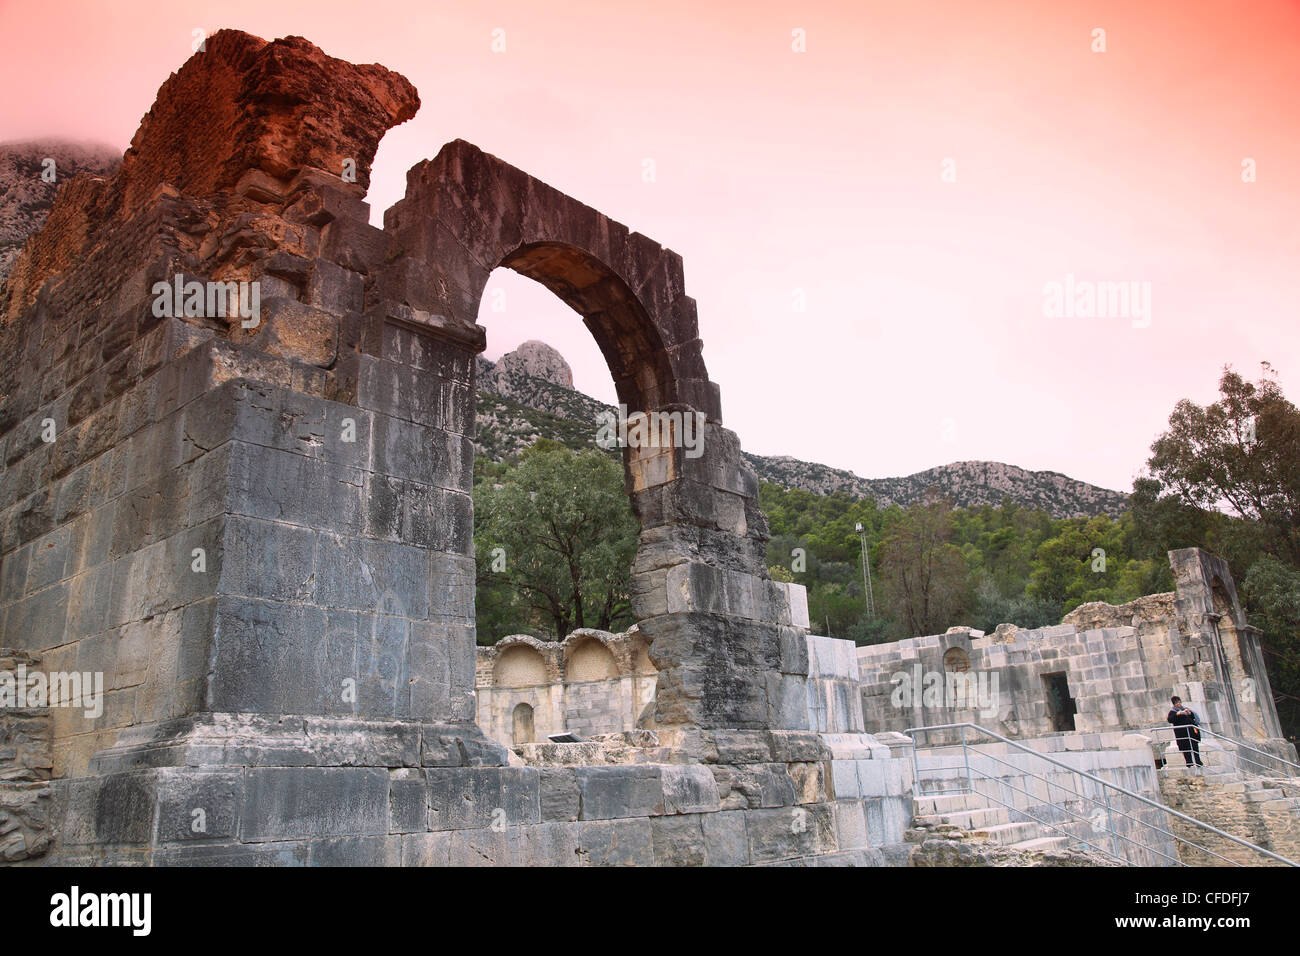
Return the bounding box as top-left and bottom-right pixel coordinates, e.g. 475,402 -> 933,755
474,440 -> 637,642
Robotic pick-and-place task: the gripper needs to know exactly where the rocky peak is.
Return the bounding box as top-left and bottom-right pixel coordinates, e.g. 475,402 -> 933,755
495,340 -> 574,388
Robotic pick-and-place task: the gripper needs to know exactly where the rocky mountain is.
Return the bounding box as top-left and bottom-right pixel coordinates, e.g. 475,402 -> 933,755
0,140 -> 121,282
474,345 -> 613,462
473,342 -> 1130,518
747,455 -> 1129,517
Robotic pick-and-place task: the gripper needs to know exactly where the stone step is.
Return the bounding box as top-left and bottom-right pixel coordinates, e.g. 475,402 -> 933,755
914,792 -> 982,815
1010,836 -> 1070,853
1242,789 -> 1284,802
969,822 -> 1041,846
931,807 -> 1010,829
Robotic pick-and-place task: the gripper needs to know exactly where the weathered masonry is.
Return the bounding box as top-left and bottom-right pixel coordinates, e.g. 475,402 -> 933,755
475,628 -> 659,747
0,31 -> 895,865
856,548 -> 1295,763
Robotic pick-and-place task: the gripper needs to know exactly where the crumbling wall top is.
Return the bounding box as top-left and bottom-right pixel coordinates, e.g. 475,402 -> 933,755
3,29 -> 419,323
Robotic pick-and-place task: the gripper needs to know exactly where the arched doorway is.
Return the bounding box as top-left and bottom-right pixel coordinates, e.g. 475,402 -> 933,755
379,140 -> 810,736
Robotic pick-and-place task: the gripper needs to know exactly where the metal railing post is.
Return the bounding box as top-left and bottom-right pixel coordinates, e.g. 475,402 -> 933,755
1103,787 -> 1121,862
961,724 -> 972,793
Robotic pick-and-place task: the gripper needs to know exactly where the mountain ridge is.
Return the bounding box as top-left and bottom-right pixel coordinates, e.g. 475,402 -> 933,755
473,344 -> 1130,518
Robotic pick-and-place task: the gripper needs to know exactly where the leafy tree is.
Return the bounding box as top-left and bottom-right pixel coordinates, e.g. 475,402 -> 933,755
1148,363 -> 1300,564
878,495 -> 971,638
474,441 -> 638,641
1242,556 -> 1300,738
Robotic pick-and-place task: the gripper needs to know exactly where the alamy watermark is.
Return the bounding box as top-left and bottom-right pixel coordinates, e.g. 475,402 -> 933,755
890,664 -> 1000,718
50,886 -> 150,936
595,405 -> 706,459
152,274 -> 260,328
0,665 -> 103,718
1042,274 -> 1151,328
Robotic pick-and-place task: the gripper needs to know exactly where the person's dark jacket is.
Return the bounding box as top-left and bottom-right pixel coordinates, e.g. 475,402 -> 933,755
1168,706 -> 1199,728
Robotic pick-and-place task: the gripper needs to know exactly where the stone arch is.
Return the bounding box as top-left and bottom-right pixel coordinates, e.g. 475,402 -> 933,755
566,636 -> 619,683
375,140 -> 810,734
494,644 -> 548,688
382,140 -> 716,422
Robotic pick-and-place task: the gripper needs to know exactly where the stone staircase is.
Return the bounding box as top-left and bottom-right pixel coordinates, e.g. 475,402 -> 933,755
908,791 -> 1077,853
1159,762 -> 1300,814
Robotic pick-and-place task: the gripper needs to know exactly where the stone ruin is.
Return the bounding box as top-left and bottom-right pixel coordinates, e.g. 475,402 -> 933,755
856,548 -> 1295,761
0,30 -> 908,865
3,30 -> 1294,869
475,628 -> 659,748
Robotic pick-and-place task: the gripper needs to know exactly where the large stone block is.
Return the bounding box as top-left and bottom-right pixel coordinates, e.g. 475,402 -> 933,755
575,765 -> 665,819
650,814 -> 706,866
701,808 -> 749,865
660,765 -> 720,814
745,804 -> 833,865
427,767 -> 540,830
240,767 -> 390,842
538,767 -> 581,822
576,817 -> 654,866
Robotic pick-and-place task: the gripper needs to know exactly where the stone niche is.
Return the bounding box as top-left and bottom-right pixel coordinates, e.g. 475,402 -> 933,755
0,30 -> 899,866
475,628 -> 659,747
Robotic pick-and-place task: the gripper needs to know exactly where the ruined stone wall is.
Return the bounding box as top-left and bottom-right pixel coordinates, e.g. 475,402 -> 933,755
857,623 -> 1163,741
856,549 -> 1294,760
1159,775 -> 1300,865
0,30 -> 900,866
475,625 -> 859,750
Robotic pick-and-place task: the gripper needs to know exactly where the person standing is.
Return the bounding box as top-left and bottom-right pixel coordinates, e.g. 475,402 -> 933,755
1167,696 -> 1204,767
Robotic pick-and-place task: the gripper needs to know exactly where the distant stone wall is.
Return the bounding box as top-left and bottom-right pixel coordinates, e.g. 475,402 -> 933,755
859,623 -> 1162,741
856,549 -> 1294,759
475,629 -> 657,747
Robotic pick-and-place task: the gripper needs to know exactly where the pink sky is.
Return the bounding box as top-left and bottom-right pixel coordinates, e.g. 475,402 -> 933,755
3,0 -> 1297,494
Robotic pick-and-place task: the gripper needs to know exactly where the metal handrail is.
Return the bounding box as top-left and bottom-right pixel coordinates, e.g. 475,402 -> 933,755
925,741 -> 1248,866
958,761 -> 1189,865
917,740 -> 1227,866
1136,724 -> 1300,778
906,722 -> 1298,867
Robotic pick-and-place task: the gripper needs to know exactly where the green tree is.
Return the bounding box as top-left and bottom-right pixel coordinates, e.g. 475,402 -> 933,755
474,441 -> 638,641
878,494 -> 971,638
1242,556 -> 1300,739
1148,363 -> 1300,564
